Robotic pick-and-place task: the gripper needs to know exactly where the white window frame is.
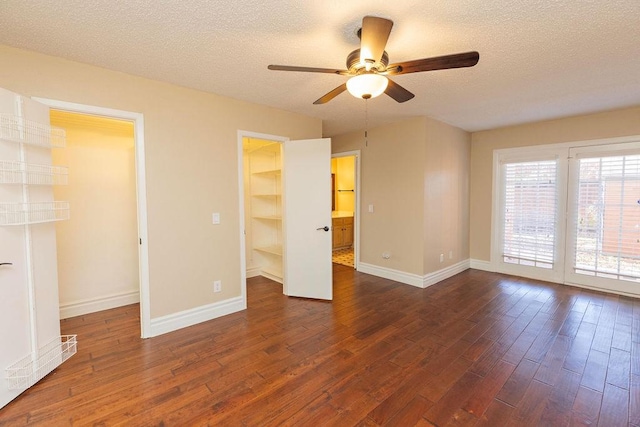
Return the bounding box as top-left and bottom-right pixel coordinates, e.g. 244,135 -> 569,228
492,147 -> 568,283
564,141 -> 640,296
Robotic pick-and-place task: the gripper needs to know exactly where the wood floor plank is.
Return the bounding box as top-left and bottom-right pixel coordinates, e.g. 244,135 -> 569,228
563,320 -> 596,374
598,382 -> 629,427
462,359 -> 515,418
423,371 -> 483,426
631,374 -> 640,427
506,379 -> 553,426
473,399 -> 513,426
495,358 -> 540,407
571,386 -> 603,426
0,266 -> 637,426
538,368 -> 581,426
607,347 -> 631,390
581,349 -> 610,393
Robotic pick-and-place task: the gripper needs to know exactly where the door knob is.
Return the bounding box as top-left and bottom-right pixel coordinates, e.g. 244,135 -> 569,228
316,226 -> 330,232
0,263 -> 12,266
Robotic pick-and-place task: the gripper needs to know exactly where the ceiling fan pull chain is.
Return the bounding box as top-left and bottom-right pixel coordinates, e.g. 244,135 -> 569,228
365,98 -> 369,147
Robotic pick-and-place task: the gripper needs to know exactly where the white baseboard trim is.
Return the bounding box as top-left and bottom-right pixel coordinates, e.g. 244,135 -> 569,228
358,260 -> 471,289
149,296 -> 246,338
358,262 -> 424,288
246,266 -> 261,278
423,259 -> 471,288
60,290 -> 140,319
470,259 -> 494,272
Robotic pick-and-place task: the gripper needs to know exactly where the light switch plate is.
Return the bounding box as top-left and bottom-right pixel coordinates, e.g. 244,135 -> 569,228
212,213 -> 220,224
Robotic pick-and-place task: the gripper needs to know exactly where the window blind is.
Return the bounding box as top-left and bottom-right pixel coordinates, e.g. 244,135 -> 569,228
573,155 -> 640,281
503,160 -> 557,269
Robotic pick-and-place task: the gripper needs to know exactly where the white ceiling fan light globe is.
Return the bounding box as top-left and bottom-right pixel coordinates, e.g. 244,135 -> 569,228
346,74 -> 389,100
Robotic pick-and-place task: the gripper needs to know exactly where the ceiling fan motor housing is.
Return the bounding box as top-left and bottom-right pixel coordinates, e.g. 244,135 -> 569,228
347,49 -> 389,74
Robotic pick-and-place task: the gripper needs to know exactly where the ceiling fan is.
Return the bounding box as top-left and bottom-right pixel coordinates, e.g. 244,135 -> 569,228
268,16 -> 479,105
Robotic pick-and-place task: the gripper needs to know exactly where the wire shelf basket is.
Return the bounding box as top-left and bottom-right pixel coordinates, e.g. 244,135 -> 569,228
0,201 -> 70,225
0,160 -> 69,185
0,113 -> 66,148
5,335 -> 77,390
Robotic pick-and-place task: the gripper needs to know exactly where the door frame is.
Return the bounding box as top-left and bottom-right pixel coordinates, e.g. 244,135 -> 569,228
237,130 -> 289,305
332,150 -> 361,270
33,97 -> 151,338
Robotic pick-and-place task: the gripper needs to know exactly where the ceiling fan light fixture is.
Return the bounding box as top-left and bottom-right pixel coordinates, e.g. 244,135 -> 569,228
346,73 -> 388,100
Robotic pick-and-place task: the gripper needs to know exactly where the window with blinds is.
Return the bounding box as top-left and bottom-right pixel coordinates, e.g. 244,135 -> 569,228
572,154 -> 640,282
502,160 -> 558,269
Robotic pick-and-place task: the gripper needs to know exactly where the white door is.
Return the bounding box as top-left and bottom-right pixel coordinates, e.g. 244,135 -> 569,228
0,87 -> 67,409
282,138 -> 333,300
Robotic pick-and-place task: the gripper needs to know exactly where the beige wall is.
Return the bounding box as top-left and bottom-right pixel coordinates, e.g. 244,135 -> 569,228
332,116 -> 470,277
51,112 -> 138,312
0,45 -> 321,318
333,118 -> 427,275
424,117 -> 471,273
470,106 -> 640,262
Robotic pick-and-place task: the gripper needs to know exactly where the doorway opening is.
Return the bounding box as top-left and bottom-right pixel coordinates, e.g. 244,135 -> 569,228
238,131 -> 334,304
331,151 -> 360,270
238,131 -> 288,308
35,98 -> 150,338
50,110 -> 139,319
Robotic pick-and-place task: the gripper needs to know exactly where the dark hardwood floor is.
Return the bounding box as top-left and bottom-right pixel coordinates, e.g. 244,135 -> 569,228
1,265 -> 639,426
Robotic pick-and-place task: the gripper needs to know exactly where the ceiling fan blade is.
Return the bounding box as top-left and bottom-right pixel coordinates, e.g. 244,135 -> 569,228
360,16 -> 393,65
313,83 -> 348,105
385,78 -> 415,103
268,65 -> 348,75
388,51 -> 479,75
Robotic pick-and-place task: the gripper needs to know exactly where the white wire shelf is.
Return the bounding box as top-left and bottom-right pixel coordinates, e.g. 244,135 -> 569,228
0,201 -> 70,225
0,161 -> 69,185
5,335 -> 77,390
254,244 -> 283,256
0,113 -> 66,148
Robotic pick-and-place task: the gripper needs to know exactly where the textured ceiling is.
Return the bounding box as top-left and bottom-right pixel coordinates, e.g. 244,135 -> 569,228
1,0 -> 639,137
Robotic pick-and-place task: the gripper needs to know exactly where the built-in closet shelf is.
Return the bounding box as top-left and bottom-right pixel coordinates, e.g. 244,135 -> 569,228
5,335 -> 77,390
254,244 -> 283,256
0,113 -> 66,148
252,169 -> 281,177
0,201 -> 70,226
252,193 -> 281,197
253,215 -> 282,221
0,161 -> 69,185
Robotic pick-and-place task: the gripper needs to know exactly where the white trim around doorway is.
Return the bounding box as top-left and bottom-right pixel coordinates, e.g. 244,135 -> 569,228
33,97 -> 152,338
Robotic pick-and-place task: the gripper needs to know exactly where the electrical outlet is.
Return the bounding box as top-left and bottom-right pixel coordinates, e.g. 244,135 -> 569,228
213,280 -> 222,293
382,251 -> 391,259
439,253 -> 444,262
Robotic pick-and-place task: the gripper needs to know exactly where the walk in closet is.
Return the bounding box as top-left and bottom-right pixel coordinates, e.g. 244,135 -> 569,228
241,135 -> 333,300
244,138 -> 283,282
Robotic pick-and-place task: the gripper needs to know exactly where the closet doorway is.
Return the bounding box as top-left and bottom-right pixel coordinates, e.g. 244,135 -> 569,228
331,151 -> 360,269
51,111 -> 139,317
35,98 -> 150,338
